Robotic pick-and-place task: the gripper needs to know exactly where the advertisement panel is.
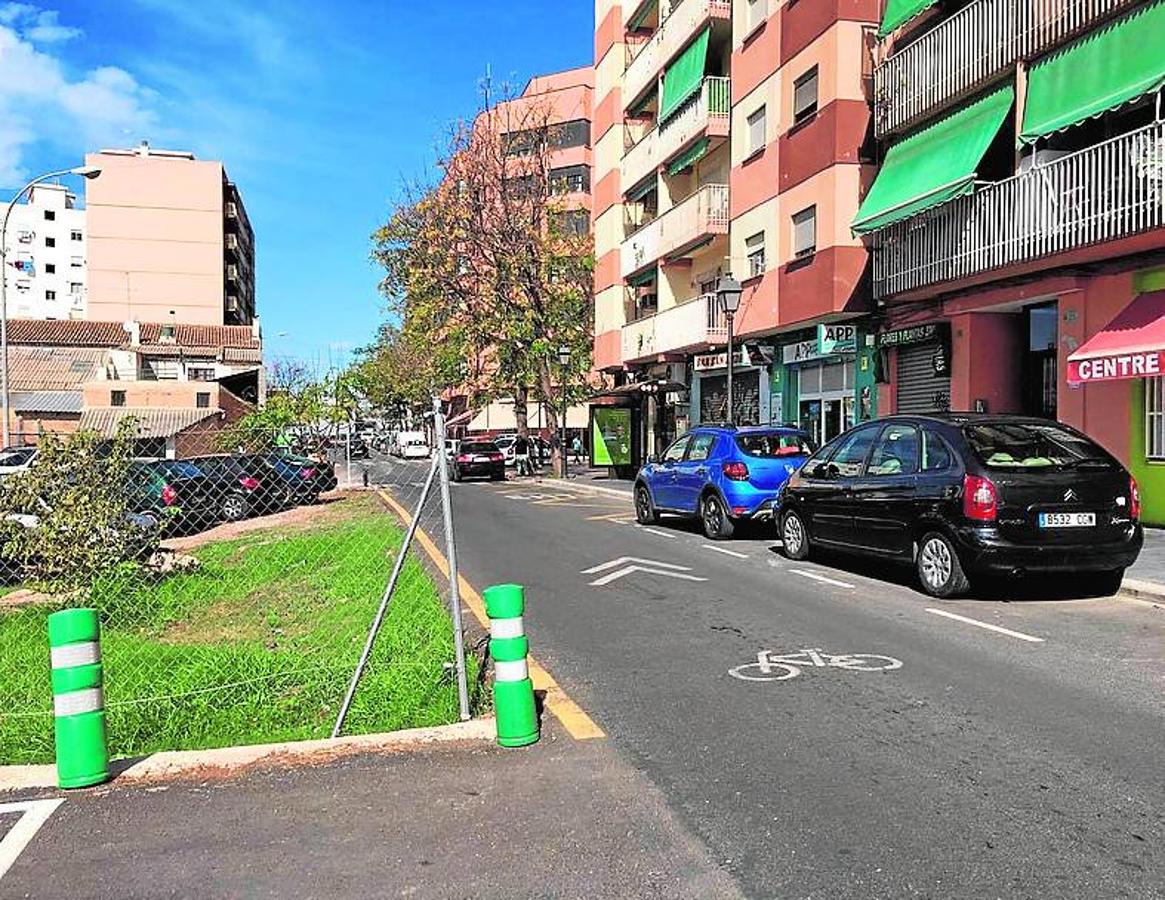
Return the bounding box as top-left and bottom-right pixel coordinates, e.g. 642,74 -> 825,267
591,407 -> 633,466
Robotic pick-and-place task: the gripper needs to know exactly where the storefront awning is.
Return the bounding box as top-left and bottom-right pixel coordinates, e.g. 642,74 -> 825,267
852,83 -> 1014,235
1021,0 -> 1165,144
1067,291 -> 1165,384
667,138 -> 710,176
659,27 -> 710,122
878,0 -> 938,38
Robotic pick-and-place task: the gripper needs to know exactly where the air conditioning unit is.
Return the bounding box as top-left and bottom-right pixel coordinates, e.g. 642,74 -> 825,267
225,233 -> 238,251
226,264 -> 238,281
226,294 -> 240,312
225,201 -> 238,219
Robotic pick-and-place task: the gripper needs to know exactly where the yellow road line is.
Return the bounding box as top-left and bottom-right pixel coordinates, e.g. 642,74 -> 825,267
377,490 -> 605,740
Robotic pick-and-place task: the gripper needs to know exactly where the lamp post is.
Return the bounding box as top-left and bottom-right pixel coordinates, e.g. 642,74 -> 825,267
557,344 -> 570,478
716,274 -> 742,425
1,165 -> 101,447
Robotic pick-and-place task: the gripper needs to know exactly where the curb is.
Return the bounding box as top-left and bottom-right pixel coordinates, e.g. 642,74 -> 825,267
529,478 -> 633,502
1117,577 -> 1165,606
0,718 -> 496,792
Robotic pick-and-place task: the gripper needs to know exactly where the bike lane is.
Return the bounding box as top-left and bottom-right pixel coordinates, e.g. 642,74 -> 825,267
447,481 -> 1165,898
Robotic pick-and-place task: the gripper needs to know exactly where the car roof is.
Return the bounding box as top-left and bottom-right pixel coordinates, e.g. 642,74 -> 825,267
691,424 -> 810,435
870,413 -> 1071,428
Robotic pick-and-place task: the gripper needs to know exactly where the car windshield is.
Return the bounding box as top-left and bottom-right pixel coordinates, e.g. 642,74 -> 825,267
963,422 -> 1114,470
460,442 -> 498,453
0,448 -> 34,466
735,432 -> 815,458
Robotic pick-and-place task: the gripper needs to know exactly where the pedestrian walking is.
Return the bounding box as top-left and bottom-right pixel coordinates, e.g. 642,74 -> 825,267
514,433 -> 532,476
571,433 -> 583,464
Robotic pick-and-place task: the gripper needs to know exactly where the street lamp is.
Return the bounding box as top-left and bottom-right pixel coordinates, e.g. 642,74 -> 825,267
716,274 -> 742,425
557,344 -> 570,478
1,165 -> 101,447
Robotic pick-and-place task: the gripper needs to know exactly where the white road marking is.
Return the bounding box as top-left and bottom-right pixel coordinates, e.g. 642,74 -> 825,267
582,556 -> 706,587
0,798 -> 65,882
582,557 -> 692,574
640,527 -> 676,539
789,568 -> 855,589
588,565 -> 708,587
925,607 -> 1045,643
701,544 -> 749,559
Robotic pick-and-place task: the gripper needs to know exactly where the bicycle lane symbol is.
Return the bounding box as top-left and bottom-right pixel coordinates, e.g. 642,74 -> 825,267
729,648 -> 903,682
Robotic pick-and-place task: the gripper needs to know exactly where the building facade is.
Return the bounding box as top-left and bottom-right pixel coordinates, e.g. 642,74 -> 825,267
592,0 -> 880,461
1,183 -> 88,320
84,143 -> 256,328
860,0 -> 1165,521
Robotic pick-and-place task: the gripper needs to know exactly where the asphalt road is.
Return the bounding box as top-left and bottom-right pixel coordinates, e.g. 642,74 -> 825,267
431,467 -> 1165,899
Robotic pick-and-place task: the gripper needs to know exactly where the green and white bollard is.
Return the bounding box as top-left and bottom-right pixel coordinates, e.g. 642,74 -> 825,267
47,608 -> 109,789
483,584 -> 539,748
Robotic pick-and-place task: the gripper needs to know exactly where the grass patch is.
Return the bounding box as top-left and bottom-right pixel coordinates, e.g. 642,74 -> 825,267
0,496 -> 480,764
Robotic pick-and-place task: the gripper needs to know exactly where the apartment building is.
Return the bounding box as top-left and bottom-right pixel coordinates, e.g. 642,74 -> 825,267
1,183 -> 88,320
861,0 -> 1165,521
84,143 -> 256,328
592,0 -> 880,460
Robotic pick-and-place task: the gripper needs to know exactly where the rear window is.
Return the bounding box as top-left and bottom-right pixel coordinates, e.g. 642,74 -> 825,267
735,432 -> 814,458
0,448 -> 34,466
158,460 -> 203,479
461,442 -> 498,453
963,422 -> 1114,470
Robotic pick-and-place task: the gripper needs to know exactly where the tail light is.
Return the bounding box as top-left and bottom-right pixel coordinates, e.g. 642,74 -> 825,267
962,474 -> 997,522
722,461 -> 750,481
457,454 -> 473,463
300,467 -> 317,479
1130,476 -> 1141,520
489,453 -> 504,462
161,483 -> 178,506
240,476 -> 260,491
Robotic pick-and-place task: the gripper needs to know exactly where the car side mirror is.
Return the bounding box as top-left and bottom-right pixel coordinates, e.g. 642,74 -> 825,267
646,453 -> 659,465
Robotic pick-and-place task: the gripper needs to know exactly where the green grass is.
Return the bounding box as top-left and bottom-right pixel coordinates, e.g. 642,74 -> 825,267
0,497 -> 480,765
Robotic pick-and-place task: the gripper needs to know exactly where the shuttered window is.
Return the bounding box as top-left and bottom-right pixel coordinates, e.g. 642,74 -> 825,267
792,206 -> 816,258
793,67 -> 818,124
747,106 -> 766,156
895,343 -> 951,414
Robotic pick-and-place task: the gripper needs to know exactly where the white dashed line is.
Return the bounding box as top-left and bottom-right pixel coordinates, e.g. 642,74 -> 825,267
789,568 -> 856,589
639,527 -> 676,539
925,607 -> 1045,643
701,544 -> 749,559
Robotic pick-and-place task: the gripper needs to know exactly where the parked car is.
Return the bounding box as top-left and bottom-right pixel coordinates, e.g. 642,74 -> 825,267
0,447 -> 37,478
125,460 -> 220,531
186,455 -> 292,521
261,452 -> 339,502
401,436 -> 430,459
635,425 -> 815,539
500,435 -> 550,468
776,414 -> 1144,597
449,440 -> 505,482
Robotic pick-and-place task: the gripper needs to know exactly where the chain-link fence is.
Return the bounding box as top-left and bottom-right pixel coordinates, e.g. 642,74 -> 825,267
0,404 -> 482,765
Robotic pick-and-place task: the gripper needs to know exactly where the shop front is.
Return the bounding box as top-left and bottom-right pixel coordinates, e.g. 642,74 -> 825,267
778,323 -> 877,448
880,323 -> 952,414
689,346 -> 769,426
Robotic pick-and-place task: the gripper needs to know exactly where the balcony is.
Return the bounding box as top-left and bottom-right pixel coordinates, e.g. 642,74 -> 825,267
622,293 -> 728,363
622,77 -> 730,191
624,0 -> 732,111
622,183 -> 729,278
873,0 -> 1141,138
872,121 -> 1165,298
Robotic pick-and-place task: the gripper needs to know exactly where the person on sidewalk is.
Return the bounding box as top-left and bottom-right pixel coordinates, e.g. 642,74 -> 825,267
514,433 -> 532,476
571,434 -> 583,465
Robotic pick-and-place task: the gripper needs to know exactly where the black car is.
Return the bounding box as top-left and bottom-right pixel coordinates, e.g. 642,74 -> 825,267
776,414 -> 1143,597
125,460 -> 220,531
261,452 -> 339,502
186,455 -> 292,521
450,440 -> 505,481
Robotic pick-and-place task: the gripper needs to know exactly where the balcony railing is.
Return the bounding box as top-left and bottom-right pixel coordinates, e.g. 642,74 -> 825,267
874,0 -> 1141,137
872,121 -> 1165,298
622,77 -> 730,190
622,183 -> 729,278
624,0 -> 732,111
622,292 -> 728,362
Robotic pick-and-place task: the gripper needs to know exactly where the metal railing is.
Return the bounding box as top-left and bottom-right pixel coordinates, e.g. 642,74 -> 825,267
872,121 -> 1165,297
621,292 -> 727,361
874,0 -> 1142,137
622,183 -> 729,278
622,77 -> 730,189
623,0 -> 732,108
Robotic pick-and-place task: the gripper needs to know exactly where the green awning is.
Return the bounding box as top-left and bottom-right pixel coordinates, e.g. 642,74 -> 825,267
1020,0 -> 1165,144
627,267 -> 657,287
659,27 -> 710,122
878,0 -> 938,38
852,83 -> 1014,235
625,176 -> 657,202
626,0 -> 656,31
667,138 -> 710,176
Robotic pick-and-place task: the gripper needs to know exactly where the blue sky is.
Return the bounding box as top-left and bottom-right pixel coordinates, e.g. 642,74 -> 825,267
0,0 -> 593,370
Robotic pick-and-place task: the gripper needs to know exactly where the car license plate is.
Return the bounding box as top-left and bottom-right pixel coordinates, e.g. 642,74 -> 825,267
474,456 -> 491,463
1038,512 -> 1096,528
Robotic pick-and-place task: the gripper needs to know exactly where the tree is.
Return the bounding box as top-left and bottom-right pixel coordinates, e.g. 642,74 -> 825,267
371,80 -> 595,469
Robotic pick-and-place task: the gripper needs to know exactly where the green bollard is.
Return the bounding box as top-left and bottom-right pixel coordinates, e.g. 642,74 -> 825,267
483,584 -> 539,748
47,608 -> 109,789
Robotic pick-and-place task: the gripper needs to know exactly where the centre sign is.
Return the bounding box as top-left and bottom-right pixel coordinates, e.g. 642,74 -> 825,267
1068,351 -> 1164,384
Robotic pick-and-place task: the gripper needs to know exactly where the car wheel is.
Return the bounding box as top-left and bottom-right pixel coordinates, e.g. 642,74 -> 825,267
701,493 -> 735,540
221,494 -> 249,522
634,484 -> 659,525
916,531 -> 969,598
781,509 -> 810,560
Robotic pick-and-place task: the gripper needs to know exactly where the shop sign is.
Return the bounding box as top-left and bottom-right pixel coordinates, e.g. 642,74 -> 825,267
695,347 -> 749,371
1068,351 -> 1164,384
877,322 -> 949,348
782,339 -> 822,364
817,323 -> 857,355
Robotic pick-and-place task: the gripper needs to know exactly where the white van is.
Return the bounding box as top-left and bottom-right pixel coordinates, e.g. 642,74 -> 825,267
397,431 -> 430,459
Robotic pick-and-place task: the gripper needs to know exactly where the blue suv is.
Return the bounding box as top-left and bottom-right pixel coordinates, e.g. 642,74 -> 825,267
634,425 -> 815,539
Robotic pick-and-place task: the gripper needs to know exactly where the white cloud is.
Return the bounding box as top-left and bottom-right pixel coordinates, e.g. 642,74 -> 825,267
26,10 -> 81,42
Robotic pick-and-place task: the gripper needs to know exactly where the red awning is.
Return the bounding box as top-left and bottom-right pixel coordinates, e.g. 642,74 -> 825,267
1067,292 -> 1165,385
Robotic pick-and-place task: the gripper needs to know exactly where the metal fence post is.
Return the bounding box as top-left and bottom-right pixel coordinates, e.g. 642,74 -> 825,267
433,396 -> 471,721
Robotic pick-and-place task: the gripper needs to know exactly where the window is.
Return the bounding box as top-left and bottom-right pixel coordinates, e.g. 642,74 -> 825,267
70,230 -> 82,241
793,67 -> 819,125
551,119 -> 590,150
747,106 -> 766,156
746,232 -> 765,278
196,392 -> 211,409
45,290 -> 56,300
867,424 -> 920,476
964,422 -> 1114,470
44,263 -> 55,274
736,432 -> 814,457
140,358 -> 179,380
188,366 -> 217,382
111,390 -> 126,407
549,164 -> 590,194
1149,377 -> 1165,459
687,433 -> 717,461
552,209 -> 590,236
45,236 -> 55,247
921,429 -> 954,472
44,210 -> 55,221
828,426 -> 878,476
70,256 -> 82,268
792,206 -> 817,258
746,0 -> 768,33
663,436 -> 691,462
